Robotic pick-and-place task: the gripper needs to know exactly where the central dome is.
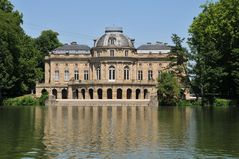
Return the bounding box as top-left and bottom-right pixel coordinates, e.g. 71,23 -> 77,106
95,27 -> 134,48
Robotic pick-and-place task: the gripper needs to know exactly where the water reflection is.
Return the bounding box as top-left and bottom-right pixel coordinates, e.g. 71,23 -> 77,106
1,106 -> 239,158
0,106 -> 46,158
194,107 -> 239,157
43,106 -> 160,158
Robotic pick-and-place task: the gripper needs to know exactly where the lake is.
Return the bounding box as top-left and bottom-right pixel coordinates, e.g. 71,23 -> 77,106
0,106 -> 239,158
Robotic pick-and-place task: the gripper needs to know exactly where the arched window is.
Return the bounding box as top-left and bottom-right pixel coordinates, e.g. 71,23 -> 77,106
117,88 -> 122,99
144,89 -> 148,99
108,37 -> 116,45
54,70 -> 59,81
136,89 -> 141,99
41,89 -> 47,95
109,66 -> 115,80
52,89 -> 57,99
73,89 -> 79,99
107,89 -> 112,99
65,69 -> 69,81
81,89 -> 86,99
62,89 -> 67,99
96,67 -> 101,80
97,89 -> 103,99
127,89 -> 132,99
124,66 -> 130,80
89,88 -> 94,99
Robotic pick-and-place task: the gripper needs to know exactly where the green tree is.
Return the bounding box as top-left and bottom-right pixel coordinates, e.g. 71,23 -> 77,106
35,30 -> 61,80
16,36 -> 43,95
0,0 -> 23,99
35,30 -> 61,56
0,0 -> 47,100
170,34 -> 191,89
189,0 -> 239,105
157,72 -> 180,106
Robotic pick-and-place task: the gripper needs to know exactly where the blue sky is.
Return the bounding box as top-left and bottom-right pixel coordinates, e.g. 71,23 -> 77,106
10,0 -> 206,47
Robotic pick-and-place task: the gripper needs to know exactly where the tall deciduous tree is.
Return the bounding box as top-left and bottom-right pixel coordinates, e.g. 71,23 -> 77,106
189,0 -> 239,104
157,72 -> 180,106
0,0 -> 23,99
35,30 -> 62,79
35,30 -> 62,56
0,0 -> 58,100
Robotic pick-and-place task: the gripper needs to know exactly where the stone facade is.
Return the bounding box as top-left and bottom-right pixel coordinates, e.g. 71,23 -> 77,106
36,27 -> 173,102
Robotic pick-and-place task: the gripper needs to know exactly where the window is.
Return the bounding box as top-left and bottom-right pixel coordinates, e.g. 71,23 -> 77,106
148,70 -> 153,80
84,70 -> 89,80
125,50 -> 128,57
109,66 -> 115,80
65,69 -> 69,81
54,70 -> 59,81
108,37 -> 116,45
96,67 -> 101,80
124,66 -> 129,80
138,70 -> 143,80
74,69 -> 79,80
110,50 -> 114,57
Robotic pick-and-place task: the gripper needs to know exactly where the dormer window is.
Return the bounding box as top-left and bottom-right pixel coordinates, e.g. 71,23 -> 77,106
108,37 -> 116,45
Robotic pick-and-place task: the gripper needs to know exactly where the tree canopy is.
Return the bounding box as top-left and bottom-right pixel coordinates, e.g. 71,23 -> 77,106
0,0 -> 61,100
157,72 -> 180,106
188,0 -> 239,104
35,30 -> 62,56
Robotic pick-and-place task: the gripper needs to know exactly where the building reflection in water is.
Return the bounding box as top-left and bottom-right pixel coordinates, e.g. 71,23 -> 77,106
43,106 -> 192,158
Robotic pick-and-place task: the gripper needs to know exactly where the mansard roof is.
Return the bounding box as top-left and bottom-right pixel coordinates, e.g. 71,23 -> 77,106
52,42 -> 90,54
137,42 -> 171,50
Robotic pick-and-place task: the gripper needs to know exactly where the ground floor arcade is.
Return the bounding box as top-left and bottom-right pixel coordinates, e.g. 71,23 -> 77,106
38,85 -> 155,100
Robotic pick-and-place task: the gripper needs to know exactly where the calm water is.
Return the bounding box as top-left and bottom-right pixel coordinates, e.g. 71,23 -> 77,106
0,106 -> 239,159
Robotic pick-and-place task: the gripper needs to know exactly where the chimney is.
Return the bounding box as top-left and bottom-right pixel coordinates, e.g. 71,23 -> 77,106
131,39 -> 135,46
71,42 -> 77,45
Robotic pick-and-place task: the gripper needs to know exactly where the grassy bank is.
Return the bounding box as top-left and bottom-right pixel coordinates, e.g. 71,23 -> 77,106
178,100 -> 201,107
178,98 -> 238,107
2,93 -> 48,106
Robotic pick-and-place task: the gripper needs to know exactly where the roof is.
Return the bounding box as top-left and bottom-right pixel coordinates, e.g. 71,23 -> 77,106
52,42 -> 90,54
94,27 -> 135,48
137,43 -> 171,50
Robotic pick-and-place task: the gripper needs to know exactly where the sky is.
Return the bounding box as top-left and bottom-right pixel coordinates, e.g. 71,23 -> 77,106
10,0 -> 206,47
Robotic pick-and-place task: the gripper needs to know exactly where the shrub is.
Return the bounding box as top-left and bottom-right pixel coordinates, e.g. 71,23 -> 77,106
178,100 -> 201,107
3,95 -> 38,106
39,92 -> 49,106
214,98 -> 231,107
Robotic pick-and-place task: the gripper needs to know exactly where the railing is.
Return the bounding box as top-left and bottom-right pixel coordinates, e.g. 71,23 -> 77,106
68,79 -> 157,85
37,79 -> 157,87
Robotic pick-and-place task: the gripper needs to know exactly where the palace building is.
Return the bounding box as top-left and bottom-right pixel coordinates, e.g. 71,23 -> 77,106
36,27 -> 173,102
